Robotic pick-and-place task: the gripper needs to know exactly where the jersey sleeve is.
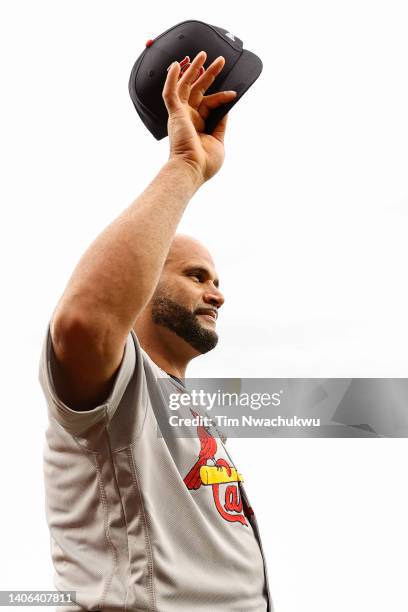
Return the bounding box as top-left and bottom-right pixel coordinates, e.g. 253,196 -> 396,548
38,322 -> 137,435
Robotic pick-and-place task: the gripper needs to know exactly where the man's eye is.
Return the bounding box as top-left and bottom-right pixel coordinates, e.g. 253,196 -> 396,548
189,274 -> 202,282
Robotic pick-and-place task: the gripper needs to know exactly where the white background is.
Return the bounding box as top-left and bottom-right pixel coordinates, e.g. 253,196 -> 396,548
1,0 -> 408,610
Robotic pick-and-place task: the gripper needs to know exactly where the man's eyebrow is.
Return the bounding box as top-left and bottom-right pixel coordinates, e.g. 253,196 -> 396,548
183,266 -> 220,288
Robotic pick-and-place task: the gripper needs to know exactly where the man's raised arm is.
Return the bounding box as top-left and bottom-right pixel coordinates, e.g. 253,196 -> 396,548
50,51 -> 236,410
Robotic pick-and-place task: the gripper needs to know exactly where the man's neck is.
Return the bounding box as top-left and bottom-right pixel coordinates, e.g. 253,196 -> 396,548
133,322 -> 196,379
142,343 -> 187,379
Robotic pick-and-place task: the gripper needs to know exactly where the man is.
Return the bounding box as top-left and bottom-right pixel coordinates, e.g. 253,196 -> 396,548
39,51 -> 271,611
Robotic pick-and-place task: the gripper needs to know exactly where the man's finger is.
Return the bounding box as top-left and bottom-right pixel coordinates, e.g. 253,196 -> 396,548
178,51 -> 207,99
162,62 -> 181,113
198,90 -> 237,119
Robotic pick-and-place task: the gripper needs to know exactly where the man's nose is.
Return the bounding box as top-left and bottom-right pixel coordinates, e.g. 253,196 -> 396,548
203,284 -> 225,309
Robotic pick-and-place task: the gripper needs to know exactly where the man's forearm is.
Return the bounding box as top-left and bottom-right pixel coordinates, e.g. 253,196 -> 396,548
53,159 -> 202,338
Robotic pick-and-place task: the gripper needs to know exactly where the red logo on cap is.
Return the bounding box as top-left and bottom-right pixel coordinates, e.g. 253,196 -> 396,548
178,55 -> 191,75
167,55 -> 205,81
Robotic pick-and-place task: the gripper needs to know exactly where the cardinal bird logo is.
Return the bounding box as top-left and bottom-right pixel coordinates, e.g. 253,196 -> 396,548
184,410 -> 248,526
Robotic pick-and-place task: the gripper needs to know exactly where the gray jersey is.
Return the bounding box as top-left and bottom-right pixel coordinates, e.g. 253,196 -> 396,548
39,324 -> 272,611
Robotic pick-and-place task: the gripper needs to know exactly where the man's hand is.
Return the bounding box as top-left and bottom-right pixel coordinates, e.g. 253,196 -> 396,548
162,51 -> 237,186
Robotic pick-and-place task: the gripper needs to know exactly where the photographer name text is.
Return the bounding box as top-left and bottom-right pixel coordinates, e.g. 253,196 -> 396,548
168,414 -> 321,428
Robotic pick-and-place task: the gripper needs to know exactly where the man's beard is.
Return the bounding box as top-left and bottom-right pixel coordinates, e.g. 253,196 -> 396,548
151,296 -> 218,354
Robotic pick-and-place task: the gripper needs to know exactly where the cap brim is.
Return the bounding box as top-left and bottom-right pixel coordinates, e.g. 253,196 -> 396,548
204,48 -> 263,135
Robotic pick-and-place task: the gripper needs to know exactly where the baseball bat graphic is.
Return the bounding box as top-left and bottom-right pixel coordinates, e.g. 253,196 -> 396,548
200,466 -> 244,485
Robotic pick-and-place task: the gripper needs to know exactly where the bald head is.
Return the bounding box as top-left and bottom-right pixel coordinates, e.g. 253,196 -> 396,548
165,234 -> 215,270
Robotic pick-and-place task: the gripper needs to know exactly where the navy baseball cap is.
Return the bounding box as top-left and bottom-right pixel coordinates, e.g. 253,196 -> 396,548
128,20 -> 263,140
